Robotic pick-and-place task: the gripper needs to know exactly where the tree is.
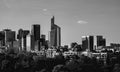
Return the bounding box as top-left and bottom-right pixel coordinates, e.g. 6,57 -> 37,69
70,42 -> 78,48
113,64 -> 120,72
52,65 -> 70,72
65,59 -> 81,72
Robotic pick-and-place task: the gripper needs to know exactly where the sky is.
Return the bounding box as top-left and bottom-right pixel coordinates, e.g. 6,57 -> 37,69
0,0 -> 120,46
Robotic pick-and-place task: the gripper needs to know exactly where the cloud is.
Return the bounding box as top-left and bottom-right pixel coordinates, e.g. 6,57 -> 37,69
3,0 -> 11,8
77,20 -> 88,24
43,9 -> 47,11
41,9 -> 53,16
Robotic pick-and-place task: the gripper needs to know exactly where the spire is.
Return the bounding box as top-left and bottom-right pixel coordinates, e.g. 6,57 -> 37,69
51,16 -> 55,25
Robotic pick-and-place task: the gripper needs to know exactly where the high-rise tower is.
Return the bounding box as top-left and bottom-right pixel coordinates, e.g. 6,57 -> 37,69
50,16 -> 61,48
31,24 -> 40,51
31,24 -> 40,40
17,29 -> 29,51
82,35 -> 94,51
82,36 -> 88,51
0,29 -> 16,48
97,35 -> 106,47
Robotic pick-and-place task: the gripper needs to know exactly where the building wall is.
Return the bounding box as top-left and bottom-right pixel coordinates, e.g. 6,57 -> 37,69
97,36 -> 106,47
31,24 -> 41,51
82,36 -> 94,51
82,36 -> 88,50
89,36 -> 94,51
31,24 -> 40,41
50,17 -> 61,48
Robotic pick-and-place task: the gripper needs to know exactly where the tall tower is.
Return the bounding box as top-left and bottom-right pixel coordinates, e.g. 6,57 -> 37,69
51,16 -> 55,28
31,24 -> 40,51
82,36 -> 88,51
17,29 -> 23,51
0,31 -> 5,46
82,35 -> 94,51
50,16 -> 61,48
31,24 -> 40,40
0,29 -> 16,50
40,34 -> 46,47
17,29 -> 29,51
97,35 -> 106,47
88,36 -> 94,51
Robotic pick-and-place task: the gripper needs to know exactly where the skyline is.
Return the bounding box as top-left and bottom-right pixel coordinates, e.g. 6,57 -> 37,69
0,0 -> 120,46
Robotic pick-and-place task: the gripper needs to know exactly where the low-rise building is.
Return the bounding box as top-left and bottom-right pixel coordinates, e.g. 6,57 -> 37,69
46,48 -> 57,58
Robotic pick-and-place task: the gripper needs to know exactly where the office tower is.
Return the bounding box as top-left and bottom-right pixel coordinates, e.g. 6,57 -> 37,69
31,24 -> 40,51
39,34 -> 46,50
17,29 -> 23,51
88,36 -> 94,51
26,35 -> 31,51
50,16 -> 61,48
17,29 -> 29,51
97,36 -> 102,47
30,35 -> 34,50
41,34 -> 46,39
40,34 -> 46,46
22,30 -> 29,51
3,29 -> 16,47
0,32 -> 5,46
82,36 -> 88,51
34,40 -> 40,51
102,38 -> 106,46
0,29 -> 16,48
31,24 -> 40,40
82,36 -> 94,51
13,40 -> 19,53
97,35 -> 106,47
4,29 -> 15,42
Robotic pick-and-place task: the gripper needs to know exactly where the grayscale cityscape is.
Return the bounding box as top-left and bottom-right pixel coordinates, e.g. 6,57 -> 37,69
0,0 -> 120,72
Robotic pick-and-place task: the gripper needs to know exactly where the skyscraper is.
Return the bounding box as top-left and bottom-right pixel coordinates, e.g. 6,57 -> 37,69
22,30 -> 29,51
82,36 -> 88,51
88,36 -> 94,51
31,24 -> 40,40
17,29 -> 23,51
0,29 -> 16,48
31,24 -> 40,51
97,35 -> 106,47
40,34 -> 46,46
50,16 -> 61,48
0,31 -> 5,46
4,29 -> 16,43
17,29 -> 29,51
82,36 -> 94,51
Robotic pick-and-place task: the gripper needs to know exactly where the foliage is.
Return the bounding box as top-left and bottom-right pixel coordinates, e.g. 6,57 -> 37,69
0,51 -> 119,72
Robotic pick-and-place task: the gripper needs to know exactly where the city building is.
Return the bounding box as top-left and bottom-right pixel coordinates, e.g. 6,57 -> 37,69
63,50 -> 77,57
31,24 -> 41,51
1,29 -> 16,48
26,35 -> 31,51
40,34 -> 46,47
97,35 -> 106,47
92,52 -> 107,64
46,48 -> 57,58
45,40 -> 49,49
0,32 -> 5,46
17,29 -> 29,51
88,36 -> 94,51
110,43 -> 120,51
17,29 -> 23,50
22,30 -> 30,51
82,36 -> 94,51
13,40 -> 19,53
82,36 -> 88,51
50,16 -> 61,48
